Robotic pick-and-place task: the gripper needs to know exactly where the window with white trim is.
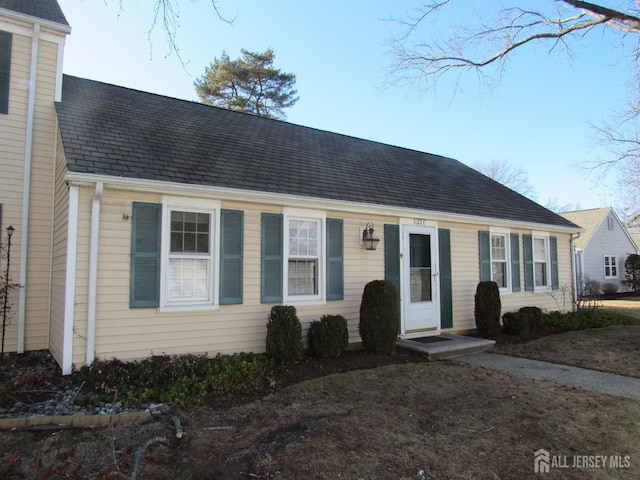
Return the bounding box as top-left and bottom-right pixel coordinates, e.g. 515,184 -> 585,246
284,213 -> 324,303
161,198 -> 219,308
604,255 -> 618,279
490,232 -> 510,290
533,235 -> 550,288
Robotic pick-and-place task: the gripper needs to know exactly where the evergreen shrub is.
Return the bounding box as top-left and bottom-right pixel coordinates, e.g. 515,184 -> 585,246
359,280 -> 400,355
265,305 -> 303,364
308,314 -> 349,358
474,281 -> 501,338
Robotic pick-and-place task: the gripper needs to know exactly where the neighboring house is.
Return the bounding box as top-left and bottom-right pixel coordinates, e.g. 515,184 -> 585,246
1,0 -> 581,375
631,232 -> 640,253
559,208 -> 639,293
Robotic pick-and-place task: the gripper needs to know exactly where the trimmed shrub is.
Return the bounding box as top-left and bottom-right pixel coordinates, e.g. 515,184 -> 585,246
519,306 -> 543,330
308,315 -> 349,358
502,311 -> 529,336
265,305 -> 303,364
474,281 -> 501,339
543,309 -> 638,330
359,280 -> 400,355
602,282 -> 619,295
583,279 -> 601,297
502,307 -> 542,336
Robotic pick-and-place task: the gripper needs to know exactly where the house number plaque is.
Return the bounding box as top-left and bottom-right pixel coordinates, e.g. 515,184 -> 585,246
414,218 -> 428,225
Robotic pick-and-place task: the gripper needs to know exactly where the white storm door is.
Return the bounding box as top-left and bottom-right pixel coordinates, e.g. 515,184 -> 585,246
402,225 -> 439,333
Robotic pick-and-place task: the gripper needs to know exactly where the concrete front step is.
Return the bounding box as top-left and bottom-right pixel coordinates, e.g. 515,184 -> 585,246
397,334 -> 495,360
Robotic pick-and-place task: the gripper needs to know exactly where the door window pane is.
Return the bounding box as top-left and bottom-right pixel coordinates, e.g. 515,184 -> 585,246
410,234 -> 431,302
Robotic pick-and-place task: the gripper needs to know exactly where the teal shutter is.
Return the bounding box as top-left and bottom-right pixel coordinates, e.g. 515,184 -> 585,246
523,234 -> 534,291
550,236 -> 559,290
510,233 -> 521,292
478,231 -> 491,281
261,213 -> 283,303
130,202 -> 161,308
220,209 -> 243,304
384,224 -> 400,298
438,228 -> 453,329
0,32 -> 11,114
326,218 -> 344,300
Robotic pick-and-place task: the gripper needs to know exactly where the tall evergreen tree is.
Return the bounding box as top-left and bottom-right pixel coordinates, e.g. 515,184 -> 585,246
195,48 -> 298,119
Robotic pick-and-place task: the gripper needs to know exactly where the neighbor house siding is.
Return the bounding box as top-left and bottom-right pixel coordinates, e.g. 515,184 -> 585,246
0,27 -> 61,352
582,212 -> 638,291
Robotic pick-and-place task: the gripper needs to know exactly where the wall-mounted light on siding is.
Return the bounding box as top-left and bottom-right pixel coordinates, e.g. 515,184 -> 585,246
362,222 -> 380,251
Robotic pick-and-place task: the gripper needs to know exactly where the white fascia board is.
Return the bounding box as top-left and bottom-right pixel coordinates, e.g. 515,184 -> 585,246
65,172 -> 584,234
0,9 -> 71,37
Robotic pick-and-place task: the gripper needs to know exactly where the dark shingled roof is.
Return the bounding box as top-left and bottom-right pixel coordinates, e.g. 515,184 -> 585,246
55,75 -> 578,229
0,0 -> 69,26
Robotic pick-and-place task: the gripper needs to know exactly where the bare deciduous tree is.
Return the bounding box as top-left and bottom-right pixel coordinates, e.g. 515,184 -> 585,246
387,1 -> 640,225
473,159 -> 538,200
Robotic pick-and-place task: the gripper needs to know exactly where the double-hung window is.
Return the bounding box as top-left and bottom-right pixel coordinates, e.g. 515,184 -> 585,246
490,232 -> 509,290
533,235 -> 550,289
604,255 -> 618,279
285,212 -> 324,302
160,198 -> 219,309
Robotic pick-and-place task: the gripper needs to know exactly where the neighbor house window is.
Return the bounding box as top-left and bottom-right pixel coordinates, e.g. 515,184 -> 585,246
533,235 -> 550,288
491,233 -> 509,290
604,255 -> 618,279
286,217 -> 321,299
0,31 -> 11,114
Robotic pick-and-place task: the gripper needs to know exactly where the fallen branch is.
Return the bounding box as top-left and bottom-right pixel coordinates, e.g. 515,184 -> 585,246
129,436 -> 169,480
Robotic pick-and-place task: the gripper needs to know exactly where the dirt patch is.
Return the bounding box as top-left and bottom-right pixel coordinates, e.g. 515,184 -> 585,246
601,298 -> 640,320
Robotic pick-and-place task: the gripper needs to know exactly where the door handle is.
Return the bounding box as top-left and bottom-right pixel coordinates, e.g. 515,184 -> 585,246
432,272 -> 439,277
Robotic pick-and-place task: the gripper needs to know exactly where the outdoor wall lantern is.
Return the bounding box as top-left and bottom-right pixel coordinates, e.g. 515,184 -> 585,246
6,225 -> 14,238
362,222 -> 380,251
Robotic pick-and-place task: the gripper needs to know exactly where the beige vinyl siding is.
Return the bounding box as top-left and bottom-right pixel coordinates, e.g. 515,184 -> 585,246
66,184 -> 577,367
49,130 -> 69,366
70,189 -> 396,365
0,30 -> 60,352
441,222 -> 574,333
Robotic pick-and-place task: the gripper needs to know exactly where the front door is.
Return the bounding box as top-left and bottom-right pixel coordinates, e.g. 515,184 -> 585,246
402,225 -> 439,333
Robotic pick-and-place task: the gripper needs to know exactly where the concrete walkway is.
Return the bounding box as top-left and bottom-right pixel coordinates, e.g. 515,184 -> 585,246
456,353 -> 640,401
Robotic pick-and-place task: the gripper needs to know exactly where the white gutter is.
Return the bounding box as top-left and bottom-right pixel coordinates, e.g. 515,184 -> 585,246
62,186 -> 79,375
17,23 -> 40,353
65,172 -> 584,235
86,182 -> 103,365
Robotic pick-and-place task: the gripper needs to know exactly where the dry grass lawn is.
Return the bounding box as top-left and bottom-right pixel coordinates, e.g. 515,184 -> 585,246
2,361 -> 639,479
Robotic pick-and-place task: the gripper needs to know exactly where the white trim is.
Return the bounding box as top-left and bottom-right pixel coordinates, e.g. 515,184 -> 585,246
55,40 -> 65,102
159,196 -> 221,310
65,173 -> 583,235
62,186 -> 79,375
283,209 -> 326,305
17,23 -> 39,353
532,233 -> 552,292
86,183 -> 103,365
0,9 -> 71,36
603,254 -> 618,279
489,228 -> 511,294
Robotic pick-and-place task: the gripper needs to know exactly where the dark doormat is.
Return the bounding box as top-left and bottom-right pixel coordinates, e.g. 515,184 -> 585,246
410,336 -> 452,344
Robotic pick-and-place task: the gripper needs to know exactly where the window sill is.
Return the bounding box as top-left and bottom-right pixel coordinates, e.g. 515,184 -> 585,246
158,304 -> 219,314
284,297 -> 326,307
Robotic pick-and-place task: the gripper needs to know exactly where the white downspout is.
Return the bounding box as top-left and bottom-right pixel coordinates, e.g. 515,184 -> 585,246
570,232 -> 581,309
17,23 -> 40,353
62,186 -> 79,375
86,182 -> 103,365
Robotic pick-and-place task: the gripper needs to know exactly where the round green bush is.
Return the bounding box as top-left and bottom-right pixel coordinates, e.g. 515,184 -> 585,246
308,314 -> 349,358
359,280 -> 400,355
265,305 -> 303,364
474,281 -> 501,339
